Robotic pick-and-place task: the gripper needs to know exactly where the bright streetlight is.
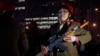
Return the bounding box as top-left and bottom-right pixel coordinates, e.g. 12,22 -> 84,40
94,8 -> 99,11
92,23 -> 97,27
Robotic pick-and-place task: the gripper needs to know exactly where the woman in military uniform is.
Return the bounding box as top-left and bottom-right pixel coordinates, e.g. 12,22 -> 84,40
41,2 -> 92,56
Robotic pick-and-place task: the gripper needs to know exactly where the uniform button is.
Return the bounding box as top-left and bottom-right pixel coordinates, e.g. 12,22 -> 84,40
58,35 -> 60,38
57,49 -> 60,51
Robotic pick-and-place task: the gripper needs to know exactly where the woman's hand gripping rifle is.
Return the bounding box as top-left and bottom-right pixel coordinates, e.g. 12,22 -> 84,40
63,21 -> 89,43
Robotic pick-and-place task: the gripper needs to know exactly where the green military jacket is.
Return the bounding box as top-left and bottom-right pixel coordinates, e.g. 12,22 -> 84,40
57,23 -> 92,56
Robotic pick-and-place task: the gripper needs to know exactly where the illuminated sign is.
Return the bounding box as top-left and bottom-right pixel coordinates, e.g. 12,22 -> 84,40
25,17 -> 58,29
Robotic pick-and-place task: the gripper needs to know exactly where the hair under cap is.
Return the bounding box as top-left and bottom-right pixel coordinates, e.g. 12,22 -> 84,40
58,3 -> 74,14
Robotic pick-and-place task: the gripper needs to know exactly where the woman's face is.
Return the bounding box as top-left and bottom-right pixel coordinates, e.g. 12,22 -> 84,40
58,8 -> 71,23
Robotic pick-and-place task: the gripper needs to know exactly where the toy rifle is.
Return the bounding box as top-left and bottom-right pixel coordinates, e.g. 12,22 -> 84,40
47,21 -> 89,56
36,21 -> 89,56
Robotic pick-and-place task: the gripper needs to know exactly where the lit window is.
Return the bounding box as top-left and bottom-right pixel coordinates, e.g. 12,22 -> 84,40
15,6 -> 25,10
69,0 -> 74,1
19,0 -> 25,2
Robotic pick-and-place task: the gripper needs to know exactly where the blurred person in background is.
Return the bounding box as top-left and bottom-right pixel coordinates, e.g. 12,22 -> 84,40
26,21 -> 41,56
0,0 -> 29,56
